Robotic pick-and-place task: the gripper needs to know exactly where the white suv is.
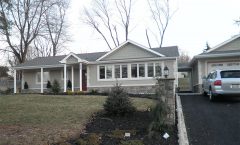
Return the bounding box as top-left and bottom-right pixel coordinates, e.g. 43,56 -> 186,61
202,69 -> 240,101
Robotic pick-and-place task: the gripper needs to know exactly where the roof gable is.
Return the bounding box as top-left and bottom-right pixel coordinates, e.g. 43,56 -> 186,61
206,34 -> 240,53
60,52 -> 88,63
97,40 -> 165,61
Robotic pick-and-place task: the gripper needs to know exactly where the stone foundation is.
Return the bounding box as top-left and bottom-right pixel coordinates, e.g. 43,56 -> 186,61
88,85 -> 156,94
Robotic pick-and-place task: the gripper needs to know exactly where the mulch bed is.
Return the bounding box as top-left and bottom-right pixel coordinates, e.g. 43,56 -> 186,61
66,111 -> 178,145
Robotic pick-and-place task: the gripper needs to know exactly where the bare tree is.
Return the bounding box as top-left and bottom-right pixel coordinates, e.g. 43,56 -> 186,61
82,0 -> 133,50
0,0 -> 69,65
178,50 -> 191,65
42,0 -> 69,56
0,0 -> 51,64
147,0 -> 173,48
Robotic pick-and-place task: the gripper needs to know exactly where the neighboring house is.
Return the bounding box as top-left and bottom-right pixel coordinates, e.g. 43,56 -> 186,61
13,40 -> 179,94
190,34 -> 240,93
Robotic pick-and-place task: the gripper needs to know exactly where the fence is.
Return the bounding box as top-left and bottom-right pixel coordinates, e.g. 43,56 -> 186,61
0,80 -> 21,91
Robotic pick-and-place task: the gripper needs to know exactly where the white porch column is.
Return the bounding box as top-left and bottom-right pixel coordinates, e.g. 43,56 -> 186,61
21,70 -> 24,90
14,69 -> 17,93
71,65 -> 74,92
79,63 -> 82,91
41,68 -> 43,93
64,64 -> 67,92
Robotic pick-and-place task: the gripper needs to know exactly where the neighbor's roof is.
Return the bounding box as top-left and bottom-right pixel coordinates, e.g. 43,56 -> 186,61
15,46 -> 179,68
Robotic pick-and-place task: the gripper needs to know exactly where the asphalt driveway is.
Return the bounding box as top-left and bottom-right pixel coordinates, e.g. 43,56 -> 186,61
180,94 -> 240,145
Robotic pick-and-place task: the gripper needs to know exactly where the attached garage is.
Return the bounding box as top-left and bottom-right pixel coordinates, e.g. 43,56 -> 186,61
207,61 -> 240,74
190,34 -> 240,93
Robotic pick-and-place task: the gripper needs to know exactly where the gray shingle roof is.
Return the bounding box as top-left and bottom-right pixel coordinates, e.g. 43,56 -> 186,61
199,50 -> 240,55
16,46 -> 179,68
151,46 -> 179,57
16,52 -> 107,67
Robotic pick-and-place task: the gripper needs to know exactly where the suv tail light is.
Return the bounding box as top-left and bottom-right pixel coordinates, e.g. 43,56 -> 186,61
214,80 -> 222,86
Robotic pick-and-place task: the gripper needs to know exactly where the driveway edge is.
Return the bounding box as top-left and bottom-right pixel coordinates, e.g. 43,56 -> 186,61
176,94 -> 189,145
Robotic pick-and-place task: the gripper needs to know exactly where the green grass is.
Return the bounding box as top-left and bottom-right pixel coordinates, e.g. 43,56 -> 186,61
0,94 -> 156,145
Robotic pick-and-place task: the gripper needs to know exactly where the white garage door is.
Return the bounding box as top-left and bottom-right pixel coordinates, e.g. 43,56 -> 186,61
207,62 -> 240,73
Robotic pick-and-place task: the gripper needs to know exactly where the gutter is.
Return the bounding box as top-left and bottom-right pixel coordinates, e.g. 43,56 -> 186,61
89,57 -> 178,64
13,57 -> 178,69
190,52 -> 240,66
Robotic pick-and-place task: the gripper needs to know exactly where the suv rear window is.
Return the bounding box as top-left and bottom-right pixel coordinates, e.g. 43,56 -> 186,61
220,70 -> 240,78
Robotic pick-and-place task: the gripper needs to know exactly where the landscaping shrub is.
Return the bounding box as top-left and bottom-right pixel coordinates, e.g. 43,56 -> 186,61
67,90 -> 74,95
52,79 -> 61,94
109,129 -> 136,139
89,89 -> 98,95
24,81 -> 29,89
75,133 -> 101,145
120,140 -> 144,145
76,91 -> 84,95
46,80 -> 52,89
3,88 -> 13,94
103,84 -> 135,116
67,80 -> 72,90
148,100 -> 169,133
148,78 -> 170,136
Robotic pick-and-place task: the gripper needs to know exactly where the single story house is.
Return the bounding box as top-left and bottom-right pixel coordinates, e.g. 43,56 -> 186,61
190,34 -> 240,93
13,40 -> 179,94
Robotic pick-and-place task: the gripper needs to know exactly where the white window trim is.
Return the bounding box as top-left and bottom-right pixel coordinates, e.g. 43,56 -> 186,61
97,61 -> 165,81
36,72 -> 49,84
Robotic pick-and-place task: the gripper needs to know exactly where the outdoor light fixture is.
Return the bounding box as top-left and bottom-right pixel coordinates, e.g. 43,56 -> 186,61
164,66 -> 169,78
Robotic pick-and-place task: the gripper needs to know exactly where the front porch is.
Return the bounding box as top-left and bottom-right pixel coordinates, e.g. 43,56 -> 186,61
13,63 -> 87,93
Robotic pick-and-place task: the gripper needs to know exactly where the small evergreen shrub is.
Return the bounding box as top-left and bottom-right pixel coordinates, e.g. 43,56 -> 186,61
67,80 -> 72,90
148,78 -> 170,136
103,84 -> 135,116
148,100 -> 169,133
90,89 -> 98,95
46,80 -> 52,89
67,90 -> 74,95
52,79 -> 61,94
24,82 -> 29,89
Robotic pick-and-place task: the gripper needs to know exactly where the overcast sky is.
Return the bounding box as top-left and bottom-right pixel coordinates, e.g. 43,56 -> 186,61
66,0 -> 240,57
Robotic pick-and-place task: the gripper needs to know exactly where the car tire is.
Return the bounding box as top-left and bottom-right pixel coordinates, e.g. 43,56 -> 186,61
209,89 -> 215,101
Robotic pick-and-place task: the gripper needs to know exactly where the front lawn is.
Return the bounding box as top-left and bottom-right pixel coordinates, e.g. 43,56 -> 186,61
0,94 -> 155,145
